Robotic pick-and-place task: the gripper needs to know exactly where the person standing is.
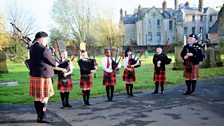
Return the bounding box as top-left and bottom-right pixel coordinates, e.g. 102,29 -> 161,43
78,50 -> 97,106
123,48 -> 140,97
152,47 -> 171,94
102,48 -> 120,102
29,31 -> 66,123
57,50 -> 74,109
181,34 -> 203,95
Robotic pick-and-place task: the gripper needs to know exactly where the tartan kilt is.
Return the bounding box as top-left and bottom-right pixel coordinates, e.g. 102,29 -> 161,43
57,78 -> 73,91
123,68 -> 136,82
103,71 -> 116,86
183,65 -> 199,80
80,74 -> 93,89
29,76 -> 54,98
153,70 -> 166,82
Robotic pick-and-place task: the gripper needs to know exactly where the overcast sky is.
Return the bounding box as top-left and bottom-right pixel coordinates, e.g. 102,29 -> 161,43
0,0 -> 223,34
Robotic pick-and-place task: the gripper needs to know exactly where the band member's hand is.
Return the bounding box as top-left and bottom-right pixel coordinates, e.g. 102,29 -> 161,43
157,61 -> 161,64
63,73 -> 68,77
91,70 -> 96,73
131,65 -> 135,68
127,67 -> 132,71
94,66 -> 98,70
187,53 -> 193,56
61,68 -> 67,73
184,55 -> 188,59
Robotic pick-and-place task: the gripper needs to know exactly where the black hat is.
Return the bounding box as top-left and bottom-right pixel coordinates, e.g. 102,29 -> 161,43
33,31 -> 48,43
189,34 -> 197,39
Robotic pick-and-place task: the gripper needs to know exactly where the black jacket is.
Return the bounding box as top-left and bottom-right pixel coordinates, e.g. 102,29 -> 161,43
29,43 -> 56,78
78,59 -> 92,75
181,44 -> 203,65
153,53 -> 170,71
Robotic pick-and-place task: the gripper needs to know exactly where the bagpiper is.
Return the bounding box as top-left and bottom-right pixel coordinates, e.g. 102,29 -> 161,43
152,47 -> 171,94
78,50 -> 97,106
57,50 -> 74,109
102,48 -> 121,102
123,48 -> 140,97
30,31 -> 66,123
181,34 -> 204,95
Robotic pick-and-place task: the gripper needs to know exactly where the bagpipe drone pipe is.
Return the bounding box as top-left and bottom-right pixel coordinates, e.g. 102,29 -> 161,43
10,22 -> 32,70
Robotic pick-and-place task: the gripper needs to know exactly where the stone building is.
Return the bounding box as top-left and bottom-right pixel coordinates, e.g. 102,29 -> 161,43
121,0 -> 219,46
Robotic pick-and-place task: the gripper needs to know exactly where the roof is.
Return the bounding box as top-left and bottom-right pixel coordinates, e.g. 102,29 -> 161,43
181,6 -> 204,15
204,7 -> 218,16
208,21 -> 218,33
122,15 -> 137,24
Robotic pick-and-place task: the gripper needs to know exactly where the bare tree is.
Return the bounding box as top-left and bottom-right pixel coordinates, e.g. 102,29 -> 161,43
6,0 -> 36,37
3,0 -> 37,62
52,0 -> 94,42
94,12 -> 124,47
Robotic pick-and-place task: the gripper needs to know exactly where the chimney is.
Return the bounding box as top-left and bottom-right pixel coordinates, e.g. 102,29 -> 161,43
185,1 -> 190,7
120,8 -> 123,20
162,0 -> 167,11
138,4 -> 142,12
175,0 -> 178,11
198,0 -> 204,12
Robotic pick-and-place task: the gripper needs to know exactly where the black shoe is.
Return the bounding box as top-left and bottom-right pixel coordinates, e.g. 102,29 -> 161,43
37,118 -> 54,123
183,91 -> 191,95
190,92 -> 195,95
152,91 -> 159,94
65,103 -> 72,108
86,101 -> 91,106
130,94 -> 135,97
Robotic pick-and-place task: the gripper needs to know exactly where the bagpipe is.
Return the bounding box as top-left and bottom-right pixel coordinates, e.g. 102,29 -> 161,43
129,50 -> 145,68
192,42 -> 205,62
73,41 -> 98,78
111,49 -> 123,70
10,22 -> 32,70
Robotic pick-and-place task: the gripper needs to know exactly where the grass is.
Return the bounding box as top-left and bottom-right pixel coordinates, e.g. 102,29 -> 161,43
0,53 -> 224,104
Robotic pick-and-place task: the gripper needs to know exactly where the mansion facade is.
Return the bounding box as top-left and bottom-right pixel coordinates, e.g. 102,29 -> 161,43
121,0 -> 218,46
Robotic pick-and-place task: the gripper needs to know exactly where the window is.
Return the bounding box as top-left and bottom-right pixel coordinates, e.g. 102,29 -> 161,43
200,16 -> 203,22
192,15 -> 195,21
148,19 -> 151,27
210,16 -> 213,22
157,32 -> 161,42
147,32 -> 152,41
200,27 -> 203,34
169,21 -> 173,30
184,27 -> 188,35
177,15 -> 182,22
192,27 -> 195,34
157,19 -> 160,26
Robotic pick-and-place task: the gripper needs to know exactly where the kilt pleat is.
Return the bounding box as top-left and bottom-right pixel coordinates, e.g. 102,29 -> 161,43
183,65 -> 199,80
57,78 -> 73,91
153,70 -> 166,82
123,68 -> 136,82
29,76 -> 54,98
80,74 -> 92,89
103,71 -> 116,86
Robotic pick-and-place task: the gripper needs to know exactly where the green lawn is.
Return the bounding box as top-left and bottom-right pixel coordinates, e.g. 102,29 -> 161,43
0,54 -> 224,104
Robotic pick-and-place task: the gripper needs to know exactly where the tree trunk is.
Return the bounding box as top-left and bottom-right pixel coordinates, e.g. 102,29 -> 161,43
0,50 -> 8,73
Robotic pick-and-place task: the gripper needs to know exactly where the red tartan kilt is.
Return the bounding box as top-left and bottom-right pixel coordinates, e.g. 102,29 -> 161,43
123,68 -> 136,82
29,76 -> 54,98
153,70 -> 166,82
103,71 -> 116,86
57,78 -> 73,91
80,74 -> 93,89
183,65 -> 199,80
